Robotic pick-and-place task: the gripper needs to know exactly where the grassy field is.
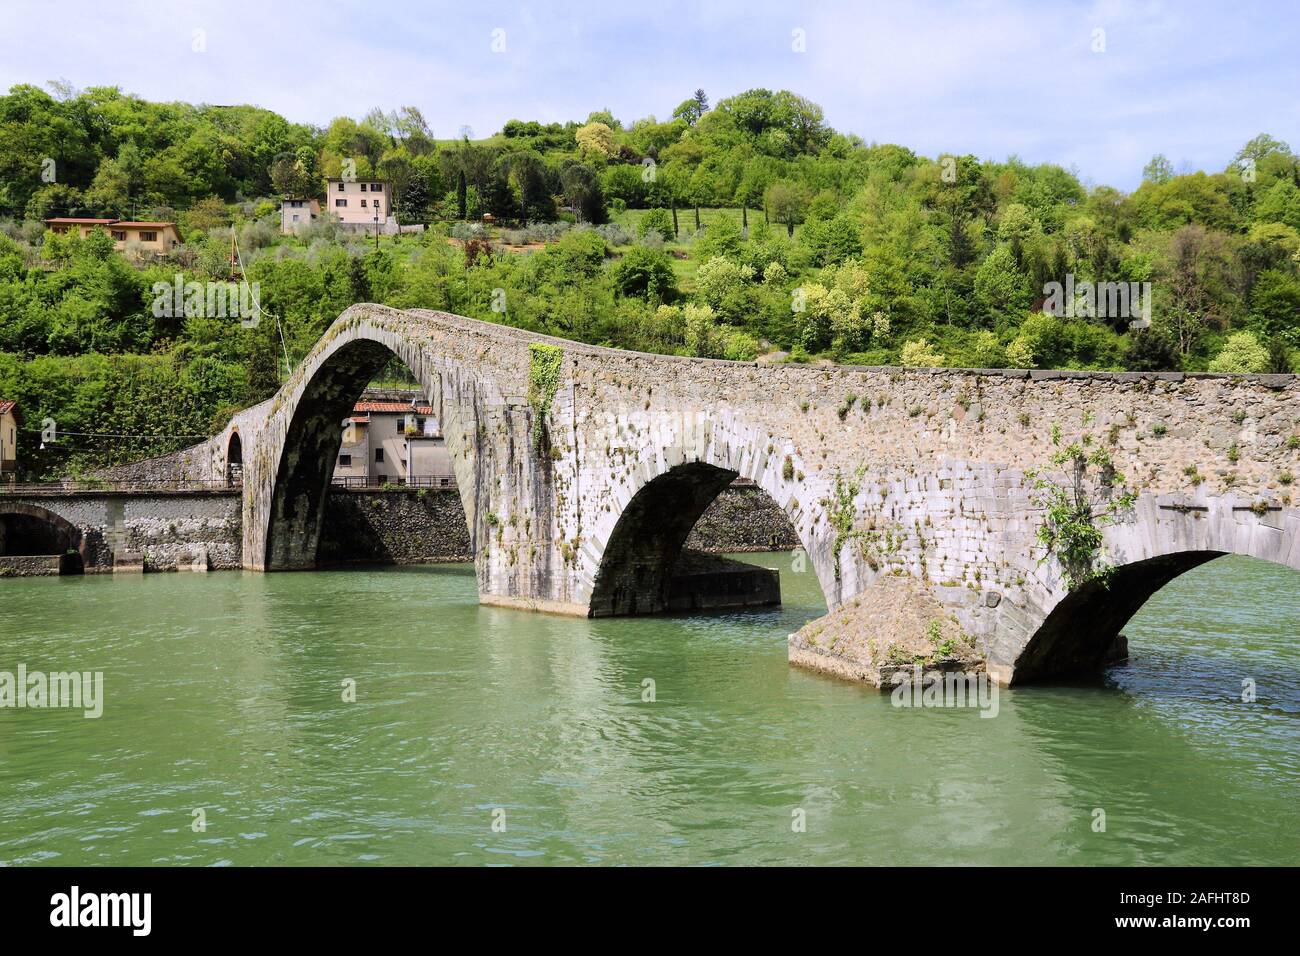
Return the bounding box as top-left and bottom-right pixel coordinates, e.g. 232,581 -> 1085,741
611,206 -> 768,237
608,207 -> 777,290
428,206 -> 781,290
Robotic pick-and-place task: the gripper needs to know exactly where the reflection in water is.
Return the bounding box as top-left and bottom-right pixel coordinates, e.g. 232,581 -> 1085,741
0,555 -> 1295,865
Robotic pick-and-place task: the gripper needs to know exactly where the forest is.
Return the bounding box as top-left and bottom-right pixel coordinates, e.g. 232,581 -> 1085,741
1,82 -> 1298,477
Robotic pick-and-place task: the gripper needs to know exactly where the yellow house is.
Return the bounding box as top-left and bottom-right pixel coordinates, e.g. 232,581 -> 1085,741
0,400 -> 20,479
44,218 -> 183,254
107,221 -> 183,253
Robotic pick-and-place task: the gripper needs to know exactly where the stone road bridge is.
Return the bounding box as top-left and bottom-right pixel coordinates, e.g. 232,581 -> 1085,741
84,304 -> 1300,684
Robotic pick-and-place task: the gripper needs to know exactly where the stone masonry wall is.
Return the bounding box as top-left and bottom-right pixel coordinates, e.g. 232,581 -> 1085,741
317,484 -> 796,565
0,492 -> 242,572
0,554 -> 63,577
318,488 -> 473,565
685,484 -> 801,552
2,485 -> 791,575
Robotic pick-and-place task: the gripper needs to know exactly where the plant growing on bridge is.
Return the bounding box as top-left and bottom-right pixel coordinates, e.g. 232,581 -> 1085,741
1027,432 -> 1135,591
527,343 -> 565,455
824,466 -> 875,582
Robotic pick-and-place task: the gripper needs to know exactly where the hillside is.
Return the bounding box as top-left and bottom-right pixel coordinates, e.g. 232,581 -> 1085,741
1,83 -> 1298,479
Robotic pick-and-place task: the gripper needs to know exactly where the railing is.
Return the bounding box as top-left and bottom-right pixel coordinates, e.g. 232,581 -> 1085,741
0,478 -> 240,494
331,475 -> 457,490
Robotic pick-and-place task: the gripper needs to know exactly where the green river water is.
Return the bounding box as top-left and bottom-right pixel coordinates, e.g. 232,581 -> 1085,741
0,553 -> 1296,866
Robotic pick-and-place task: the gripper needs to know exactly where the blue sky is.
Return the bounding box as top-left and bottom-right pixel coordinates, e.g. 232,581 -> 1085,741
2,0 -> 1297,190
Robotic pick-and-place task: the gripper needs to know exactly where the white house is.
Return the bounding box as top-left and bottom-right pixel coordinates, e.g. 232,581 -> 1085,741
334,390 -> 453,487
279,198 -> 320,235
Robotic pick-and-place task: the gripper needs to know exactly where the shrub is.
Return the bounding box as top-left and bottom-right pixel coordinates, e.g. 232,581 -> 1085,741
611,246 -> 677,299
597,223 -> 632,246
696,257 -> 755,312
1209,331 -> 1270,373
900,338 -> 946,368
523,221 -> 570,243
463,237 -> 492,267
640,208 -> 675,241
693,215 -> 743,261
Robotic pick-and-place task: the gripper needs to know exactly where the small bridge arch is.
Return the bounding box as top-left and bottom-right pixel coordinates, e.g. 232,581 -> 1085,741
225,430 -> 243,487
0,501 -> 86,573
1006,494 -> 1300,682
578,411 -> 836,616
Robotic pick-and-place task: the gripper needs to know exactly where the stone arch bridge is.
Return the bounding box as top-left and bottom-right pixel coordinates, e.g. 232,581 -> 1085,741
37,304 -> 1300,684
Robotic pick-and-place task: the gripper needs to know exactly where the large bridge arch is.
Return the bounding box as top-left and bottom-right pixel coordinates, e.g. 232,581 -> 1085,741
243,307 -> 524,586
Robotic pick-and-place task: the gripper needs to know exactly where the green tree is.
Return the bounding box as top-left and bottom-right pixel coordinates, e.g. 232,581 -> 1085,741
974,244 -> 1031,326
765,181 -> 806,237
1208,331 -> 1270,373
611,246 -> 677,300
1142,154 -> 1174,185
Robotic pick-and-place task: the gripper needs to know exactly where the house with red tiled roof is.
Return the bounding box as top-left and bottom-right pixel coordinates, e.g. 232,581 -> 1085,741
334,389 -> 453,487
44,217 -> 183,254
0,400 -> 21,480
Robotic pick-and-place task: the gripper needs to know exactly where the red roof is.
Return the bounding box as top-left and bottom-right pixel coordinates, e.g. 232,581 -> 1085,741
44,217 -> 117,224
0,400 -> 15,415
353,400 -> 434,414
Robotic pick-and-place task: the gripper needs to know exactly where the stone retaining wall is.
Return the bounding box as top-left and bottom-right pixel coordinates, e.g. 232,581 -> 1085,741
315,484 -> 794,565
1,484 -> 793,575
318,488 -> 473,565
0,492 -> 242,573
686,484 -> 801,553
0,554 -> 63,577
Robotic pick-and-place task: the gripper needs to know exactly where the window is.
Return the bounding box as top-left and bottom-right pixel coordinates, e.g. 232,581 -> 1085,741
337,182 -> 344,192
371,183 -> 382,192
360,183 -> 367,192
335,199 -> 347,207
375,448 -> 384,463
292,214 -> 300,222
361,199 -> 368,208
111,230 -> 126,241
140,232 -> 157,242
338,454 -> 351,467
